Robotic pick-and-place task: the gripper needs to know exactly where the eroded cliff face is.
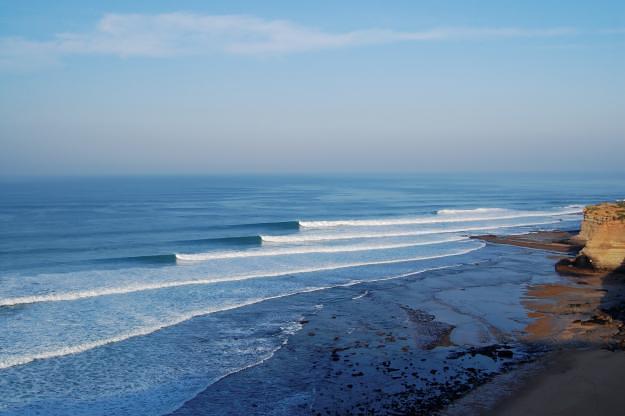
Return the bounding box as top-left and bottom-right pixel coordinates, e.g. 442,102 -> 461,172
576,202 -> 625,271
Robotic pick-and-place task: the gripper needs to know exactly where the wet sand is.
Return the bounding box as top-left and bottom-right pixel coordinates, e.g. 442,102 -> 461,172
490,349 -> 625,416
470,231 -> 625,416
471,231 -> 582,253
474,231 -> 625,347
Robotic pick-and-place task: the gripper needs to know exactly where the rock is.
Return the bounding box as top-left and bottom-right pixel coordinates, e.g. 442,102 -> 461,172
569,202 -> 625,272
555,255 -> 600,276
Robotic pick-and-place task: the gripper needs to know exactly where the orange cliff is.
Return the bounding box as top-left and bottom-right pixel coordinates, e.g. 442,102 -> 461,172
567,202 -> 625,272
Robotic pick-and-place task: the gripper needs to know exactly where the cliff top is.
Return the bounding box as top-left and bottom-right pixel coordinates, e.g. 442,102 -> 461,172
584,201 -> 625,222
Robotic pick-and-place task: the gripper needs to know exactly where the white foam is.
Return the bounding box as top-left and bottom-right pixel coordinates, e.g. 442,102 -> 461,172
0,242 -> 485,307
352,290 -> 369,300
299,206 -> 582,228
261,220 -> 560,244
436,207 -> 508,215
0,263 -> 464,370
175,236 -> 465,262
0,299 -> 269,370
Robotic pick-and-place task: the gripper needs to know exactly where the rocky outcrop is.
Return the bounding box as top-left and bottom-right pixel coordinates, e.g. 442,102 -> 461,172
566,202 -> 625,272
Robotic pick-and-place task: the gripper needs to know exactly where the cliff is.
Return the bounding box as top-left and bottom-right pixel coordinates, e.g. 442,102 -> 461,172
572,202 -> 625,271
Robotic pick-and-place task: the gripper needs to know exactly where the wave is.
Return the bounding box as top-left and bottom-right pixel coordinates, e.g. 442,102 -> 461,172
0,263 -> 461,371
0,237 -> 263,268
232,220 -> 300,230
0,300 -> 270,370
298,206 -> 582,228
174,235 -> 262,246
93,254 -> 178,265
3,221 -> 298,243
175,236 -> 466,262
0,242 -> 485,308
352,290 -> 369,300
91,218 -> 565,264
436,207 -> 508,216
0,236 -> 262,259
261,220 -> 560,244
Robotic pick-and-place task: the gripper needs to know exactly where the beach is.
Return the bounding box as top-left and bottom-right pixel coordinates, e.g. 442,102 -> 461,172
489,349 -> 625,415
169,231 -> 625,415
456,231 -> 625,415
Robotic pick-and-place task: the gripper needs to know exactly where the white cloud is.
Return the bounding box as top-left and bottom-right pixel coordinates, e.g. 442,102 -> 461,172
0,12 -> 580,68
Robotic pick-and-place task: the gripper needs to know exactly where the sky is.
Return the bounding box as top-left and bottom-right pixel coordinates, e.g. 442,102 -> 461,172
0,0 -> 624,176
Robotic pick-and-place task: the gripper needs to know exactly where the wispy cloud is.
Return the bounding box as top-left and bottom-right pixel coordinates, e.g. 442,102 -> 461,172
0,12 -> 581,69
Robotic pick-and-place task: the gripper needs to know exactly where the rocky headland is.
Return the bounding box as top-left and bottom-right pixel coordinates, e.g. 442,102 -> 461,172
472,202 -> 625,276
557,201 -> 625,275
473,202 -> 625,346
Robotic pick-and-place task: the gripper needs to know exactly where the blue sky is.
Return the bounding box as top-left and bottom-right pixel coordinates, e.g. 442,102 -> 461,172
0,1 -> 624,175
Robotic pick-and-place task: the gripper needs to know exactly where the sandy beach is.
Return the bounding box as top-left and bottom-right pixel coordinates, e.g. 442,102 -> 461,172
490,348 -> 625,415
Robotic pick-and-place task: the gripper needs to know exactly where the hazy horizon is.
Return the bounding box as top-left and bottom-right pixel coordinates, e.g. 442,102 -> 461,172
1,0 -> 624,176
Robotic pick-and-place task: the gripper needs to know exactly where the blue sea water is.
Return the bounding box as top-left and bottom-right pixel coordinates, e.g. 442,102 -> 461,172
0,173 -> 624,415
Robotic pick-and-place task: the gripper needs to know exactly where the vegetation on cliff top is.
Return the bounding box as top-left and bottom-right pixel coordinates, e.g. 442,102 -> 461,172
585,201 -> 625,221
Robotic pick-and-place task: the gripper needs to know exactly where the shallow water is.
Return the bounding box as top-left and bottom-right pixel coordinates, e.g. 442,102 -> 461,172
171,244 -> 564,415
0,173 -> 624,415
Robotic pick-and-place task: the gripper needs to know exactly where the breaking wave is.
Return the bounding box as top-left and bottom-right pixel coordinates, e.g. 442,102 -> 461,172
0,263 -> 462,370
175,236 -> 465,262
261,220 -> 560,244
0,242 -> 485,308
298,206 -> 582,228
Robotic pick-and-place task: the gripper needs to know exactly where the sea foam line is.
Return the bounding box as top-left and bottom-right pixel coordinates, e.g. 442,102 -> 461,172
298,206 -> 582,228
0,264 -> 461,371
262,220 -> 560,243
436,207 -> 508,215
175,236 -> 465,262
0,300 -> 265,370
0,242 -> 485,307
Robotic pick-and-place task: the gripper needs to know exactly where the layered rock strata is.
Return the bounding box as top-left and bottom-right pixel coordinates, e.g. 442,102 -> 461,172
561,202 -> 625,273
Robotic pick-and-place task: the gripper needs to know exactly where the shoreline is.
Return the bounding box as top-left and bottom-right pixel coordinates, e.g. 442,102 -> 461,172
470,230 -> 582,253
169,229 -> 625,415
467,231 -> 625,415
171,243 -> 541,414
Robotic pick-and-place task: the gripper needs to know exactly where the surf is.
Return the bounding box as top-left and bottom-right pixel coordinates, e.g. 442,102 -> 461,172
261,219 -> 561,243
298,206 -> 582,228
0,263 -> 462,371
175,235 -> 466,262
0,242 -> 485,308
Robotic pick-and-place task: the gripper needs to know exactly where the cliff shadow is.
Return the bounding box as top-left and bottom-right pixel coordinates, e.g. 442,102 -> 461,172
598,261 -> 625,347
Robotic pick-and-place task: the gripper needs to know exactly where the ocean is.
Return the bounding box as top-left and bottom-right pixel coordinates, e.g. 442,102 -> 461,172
1,173 -> 624,415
